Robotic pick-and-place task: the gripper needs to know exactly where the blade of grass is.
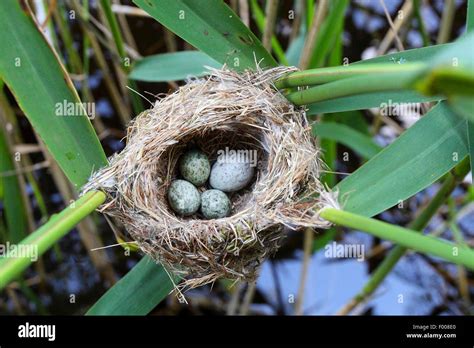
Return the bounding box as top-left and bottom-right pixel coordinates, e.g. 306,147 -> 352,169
312,122 -> 382,160
100,0 -> 126,59
86,256 -> 179,315
320,137 -> 337,187
133,0 -> 277,70
129,51 -> 220,82
418,29 -> 474,182
327,7 -> 344,67
333,110 -> 371,135
285,25 -> 306,66
308,0 -> 348,68
416,67 -> 474,97
0,0 -> 107,188
336,102 -> 468,217
413,0 -> 430,46
306,0 -> 314,29
0,128 -> 28,243
356,44 -> 452,65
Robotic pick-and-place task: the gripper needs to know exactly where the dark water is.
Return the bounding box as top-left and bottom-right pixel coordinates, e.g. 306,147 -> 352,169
1,0 -> 472,315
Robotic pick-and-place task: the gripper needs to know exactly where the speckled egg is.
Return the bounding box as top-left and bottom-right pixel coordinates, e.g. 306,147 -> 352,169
209,160 -> 255,192
167,180 -> 201,216
201,189 -> 231,219
179,149 -> 210,186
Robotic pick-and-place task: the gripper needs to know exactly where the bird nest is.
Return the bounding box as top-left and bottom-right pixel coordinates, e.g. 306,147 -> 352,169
82,65 -> 339,290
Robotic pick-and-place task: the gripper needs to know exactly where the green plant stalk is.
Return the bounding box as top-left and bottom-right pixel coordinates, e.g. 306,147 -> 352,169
450,219 -> 471,304
249,0 -> 288,65
320,206 -> 474,270
413,0 -> 430,46
338,160 -> 470,313
306,0 -> 314,29
0,190 -> 106,290
308,0 -> 349,69
0,127 -> 28,243
99,0 -> 126,60
448,194 -> 471,303
25,171 -> 48,219
275,62 -> 425,88
328,25 -> 343,67
285,70 -> 418,105
53,3 -> 83,74
99,0 -> 143,115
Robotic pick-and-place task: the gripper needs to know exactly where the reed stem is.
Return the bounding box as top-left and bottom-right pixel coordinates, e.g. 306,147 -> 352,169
319,207 -> 474,271
0,190 -> 106,289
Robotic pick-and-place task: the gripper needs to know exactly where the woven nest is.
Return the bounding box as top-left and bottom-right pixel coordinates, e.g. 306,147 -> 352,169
82,65 -> 339,290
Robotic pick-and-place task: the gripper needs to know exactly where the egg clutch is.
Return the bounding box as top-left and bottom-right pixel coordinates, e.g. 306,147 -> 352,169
168,149 -> 255,219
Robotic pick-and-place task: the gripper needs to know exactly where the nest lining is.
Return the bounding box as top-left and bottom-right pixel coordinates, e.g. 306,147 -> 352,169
82,65 -> 339,289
